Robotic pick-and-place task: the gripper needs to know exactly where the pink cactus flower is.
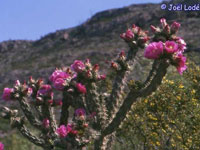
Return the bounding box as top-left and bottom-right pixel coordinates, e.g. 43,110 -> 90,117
43,118 -> 50,128
49,70 -> 70,82
0,142 -> 4,150
75,108 -> 86,116
37,84 -> 52,97
71,60 -> 85,73
56,125 -> 67,138
53,78 -> 65,91
144,42 -> 164,59
76,83 -> 86,94
164,41 -> 178,54
174,54 -> 187,75
171,21 -> 181,33
2,88 -> 13,101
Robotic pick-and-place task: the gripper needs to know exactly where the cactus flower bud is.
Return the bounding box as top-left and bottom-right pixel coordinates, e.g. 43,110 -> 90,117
99,74 -> 106,80
2,88 -> 14,101
43,118 -> 50,128
37,84 -> 53,98
174,54 -> 187,75
15,80 -> 21,86
83,123 -> 89,128
171,21 -> 180,33
151,25 -> 161,34
160,18 -> 167,28
176,37 -> 186,52
75,108 -> 86,117
163,24 -> 170,34
125,29 -> 134,40
54,99 -> 63,106
119,50 -> 125,57
76,83 -> 86,94
111,62 -> 118,70
29,76 -> 35,83
93,64 -> 99,72
120,29 -> 134,41
47,99 -> 53,105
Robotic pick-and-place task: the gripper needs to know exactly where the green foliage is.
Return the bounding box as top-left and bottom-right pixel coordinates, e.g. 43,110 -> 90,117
116,61 -> 200,150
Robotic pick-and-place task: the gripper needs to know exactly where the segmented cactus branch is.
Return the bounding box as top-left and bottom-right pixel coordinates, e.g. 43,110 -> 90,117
86,82 -> 105,130
17,97 -> 42,129
41,105 -> 57,137
0,107 -> 47,148
107,47 -> 138,118
60,91 -> 71,125
103,60 -> 169,136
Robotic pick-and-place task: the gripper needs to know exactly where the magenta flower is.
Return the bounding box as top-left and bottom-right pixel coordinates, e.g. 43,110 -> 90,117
49,70 -> 70,82
0,142 -> 4,150
171,21 -> 181,33
174,54 -> 187,75
2,88 -> 13,101
42,118 -> 50,128
164,41 -> 178,54
144,42 -> 164,59
56,125 -> 67,138
71,60 -> 85,73
37,84 -> 52,97
53,78 -> 65,91
75,108 -> 86,116
76,83 -> 86,94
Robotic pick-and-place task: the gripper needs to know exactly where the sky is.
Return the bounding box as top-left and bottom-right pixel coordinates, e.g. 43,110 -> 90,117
0,0 -> 162,42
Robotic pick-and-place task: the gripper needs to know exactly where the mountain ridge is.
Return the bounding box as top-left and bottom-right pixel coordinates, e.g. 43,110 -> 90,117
0,2 -> 200,93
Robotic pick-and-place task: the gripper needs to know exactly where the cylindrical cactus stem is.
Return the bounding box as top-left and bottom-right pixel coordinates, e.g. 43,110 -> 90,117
60,91 -> 71,125
86,82 -> 105,130
17,96 -> 42,129
11,117 -> 47,148
107,47 -> 138,118
103,60 -> 169,136
94,133 -> 115,150
41,105 -> 57,136
142,60 -> 159,88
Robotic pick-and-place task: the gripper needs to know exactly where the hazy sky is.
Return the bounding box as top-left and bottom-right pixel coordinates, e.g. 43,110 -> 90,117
0,0 -> 162,42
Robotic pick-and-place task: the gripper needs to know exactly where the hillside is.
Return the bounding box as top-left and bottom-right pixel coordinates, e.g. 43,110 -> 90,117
0,2 -> 200,94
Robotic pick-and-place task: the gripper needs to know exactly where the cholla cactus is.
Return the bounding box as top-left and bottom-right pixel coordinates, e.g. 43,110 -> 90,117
0,18 -> 187,150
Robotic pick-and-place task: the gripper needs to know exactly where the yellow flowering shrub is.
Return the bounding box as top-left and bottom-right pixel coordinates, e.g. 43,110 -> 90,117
115,61 -> 200,150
